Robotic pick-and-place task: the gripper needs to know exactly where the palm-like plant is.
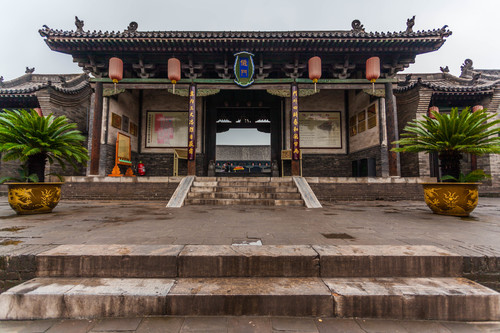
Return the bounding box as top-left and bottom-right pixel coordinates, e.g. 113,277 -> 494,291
0,109 -> 89,182
393,107 -> 500,180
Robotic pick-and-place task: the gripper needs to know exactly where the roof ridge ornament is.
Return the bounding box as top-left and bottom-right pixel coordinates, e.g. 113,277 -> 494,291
440,66 -> 450,73
126,22 -> 138,33
460,59 -> 473,77
439,25 -> 452,37
406,16 -> 415,33
351,20 -> 365,33
471,72 -> 481,85
25,67 -> 35,74
75,16 -> 84,33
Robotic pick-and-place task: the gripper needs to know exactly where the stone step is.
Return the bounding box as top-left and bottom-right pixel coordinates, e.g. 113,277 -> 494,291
1,277 -> 498,320
190,186 -> 216,193
216,186 -> 299,193
36,245 -> 463,279
187,192 -> 302,200
185,198 -> 304,206
217,181 -> 295,187
325,277 -> 500,321
192,181 -> 218,187
0,277 -> 174,319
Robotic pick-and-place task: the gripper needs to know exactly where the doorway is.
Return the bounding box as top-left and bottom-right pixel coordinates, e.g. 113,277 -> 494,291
205,90 -> 282,176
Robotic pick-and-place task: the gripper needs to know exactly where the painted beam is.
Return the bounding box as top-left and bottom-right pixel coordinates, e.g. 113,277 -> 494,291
90,78 -> 397,84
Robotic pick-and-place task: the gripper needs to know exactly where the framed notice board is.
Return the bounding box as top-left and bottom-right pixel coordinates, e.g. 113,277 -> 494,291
116,133 -> 132,165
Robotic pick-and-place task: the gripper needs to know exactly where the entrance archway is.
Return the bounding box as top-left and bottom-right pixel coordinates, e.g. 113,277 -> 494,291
205,90 -> 282,176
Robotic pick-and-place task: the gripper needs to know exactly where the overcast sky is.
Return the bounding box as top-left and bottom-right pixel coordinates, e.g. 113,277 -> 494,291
0,0 -> 499,81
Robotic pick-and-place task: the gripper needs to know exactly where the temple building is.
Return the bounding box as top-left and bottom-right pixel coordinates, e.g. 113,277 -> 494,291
1,17 -> 499,199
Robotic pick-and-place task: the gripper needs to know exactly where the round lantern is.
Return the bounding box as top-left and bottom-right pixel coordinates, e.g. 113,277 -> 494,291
366,57 -> 380,93
108,57 -> 123,92
308,56 -> 321,92
428,106 -> 439,119
168,58 -> 181,94
472,105 -> 483,113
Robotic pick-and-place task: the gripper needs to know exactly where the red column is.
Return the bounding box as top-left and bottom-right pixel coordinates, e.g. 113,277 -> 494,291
187,84 -> 197,176
291,84 -> 301,176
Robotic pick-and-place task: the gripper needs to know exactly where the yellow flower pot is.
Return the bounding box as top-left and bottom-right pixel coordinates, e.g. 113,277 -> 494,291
422,183 -> 479,217
7,182 -> 63,215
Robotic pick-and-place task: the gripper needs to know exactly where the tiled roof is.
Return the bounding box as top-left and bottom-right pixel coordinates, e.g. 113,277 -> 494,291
39,27 -> 452,39
38,23 -> 452,54
0,73 -> 89,97
395,72 -> 500,94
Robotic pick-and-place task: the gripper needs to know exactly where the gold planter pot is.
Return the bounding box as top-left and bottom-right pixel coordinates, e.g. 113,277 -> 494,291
422,182 -> 479,217
7,182 -> 63,215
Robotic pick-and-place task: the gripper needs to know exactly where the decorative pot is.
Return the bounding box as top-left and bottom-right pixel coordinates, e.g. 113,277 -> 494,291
422,182 -> 479,217
7,182 -> 63,215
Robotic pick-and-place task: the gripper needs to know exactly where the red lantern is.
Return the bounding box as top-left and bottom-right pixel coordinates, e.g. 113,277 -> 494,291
472,105 -> 483,113
428,106 -> 439,119
34,108 -> 43,116
308,56 -> 321,92
108,57 -> 123,92
168,58 -> 181,94
366,57 -> 380,93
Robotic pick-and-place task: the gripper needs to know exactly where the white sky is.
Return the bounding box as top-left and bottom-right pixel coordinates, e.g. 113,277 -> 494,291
1,0 -> 498,145
1,0 -> 499,80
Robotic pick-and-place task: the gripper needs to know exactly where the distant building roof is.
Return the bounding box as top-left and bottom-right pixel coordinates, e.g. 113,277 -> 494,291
0,73 -> 89,97
395,59 -> 500,95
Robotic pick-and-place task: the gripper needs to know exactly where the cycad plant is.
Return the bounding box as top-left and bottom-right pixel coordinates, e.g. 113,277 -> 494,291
0,109 -> 89,182
393,107 -> 500,180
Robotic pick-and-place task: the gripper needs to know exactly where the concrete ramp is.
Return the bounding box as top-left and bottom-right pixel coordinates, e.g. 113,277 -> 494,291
166,176 -> 194,208
293,176 -> 322,208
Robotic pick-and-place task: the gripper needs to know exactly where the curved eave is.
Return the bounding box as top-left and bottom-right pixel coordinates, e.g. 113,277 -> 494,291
395,81 -> 496,94
43,35 -> 448,55
0,82 -> 90,96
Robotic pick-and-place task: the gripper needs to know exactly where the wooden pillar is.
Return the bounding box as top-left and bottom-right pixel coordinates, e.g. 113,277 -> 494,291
290,84 -> 301,176
384,82 -> 400,176
89,82 -> 103,175
187,84 -> 197,176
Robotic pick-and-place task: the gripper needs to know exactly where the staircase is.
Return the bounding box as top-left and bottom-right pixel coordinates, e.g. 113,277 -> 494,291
0,244 -> 499,320
185,177 -> 304,206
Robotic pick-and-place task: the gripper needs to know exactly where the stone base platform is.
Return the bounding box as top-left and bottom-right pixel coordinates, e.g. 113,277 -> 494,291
1,244 -> 499,321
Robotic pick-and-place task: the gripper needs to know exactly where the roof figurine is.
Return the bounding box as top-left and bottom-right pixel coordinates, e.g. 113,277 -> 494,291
439,66 -> 450,73
25,67 -> 35,74
406,16 -> 415,33
351,19 -> 365,33
461,59 -> 474,77
125,22 -> 138,33
75,16 -> 84,33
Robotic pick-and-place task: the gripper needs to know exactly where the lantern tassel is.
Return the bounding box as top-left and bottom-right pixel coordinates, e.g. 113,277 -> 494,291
172,80 -> 176,94
371,79 -> 376,94
313,78 -> 318,93
112,79 -> 118,93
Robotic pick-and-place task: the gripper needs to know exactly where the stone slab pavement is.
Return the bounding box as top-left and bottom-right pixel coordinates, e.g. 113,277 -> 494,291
0,198 -> 499,257
0,316 -> 499,333
1,198 -> 500,331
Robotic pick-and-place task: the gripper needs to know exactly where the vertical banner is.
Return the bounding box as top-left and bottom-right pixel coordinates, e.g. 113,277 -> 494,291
188,84 -> 196,160
291,84 -> 300,160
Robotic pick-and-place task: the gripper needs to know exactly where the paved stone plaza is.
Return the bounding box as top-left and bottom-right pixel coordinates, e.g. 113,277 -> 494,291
0,198 -> 499,332
0,199 -> 499,255
1,316 -> 500,332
